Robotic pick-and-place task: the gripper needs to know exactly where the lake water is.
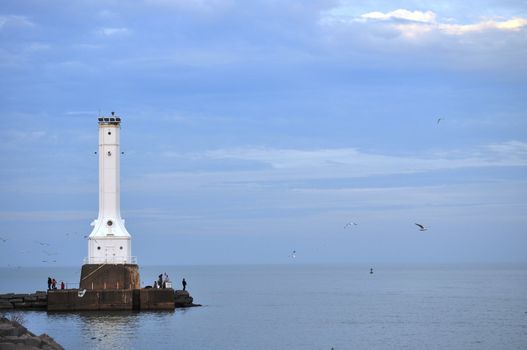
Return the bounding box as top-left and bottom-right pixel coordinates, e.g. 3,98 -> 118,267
1,264 -> 526,349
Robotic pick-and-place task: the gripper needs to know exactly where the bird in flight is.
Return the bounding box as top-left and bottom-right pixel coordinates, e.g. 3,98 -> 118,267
35,241 -> 50,246
289,250 -> 297,258
415,223 -> 428,231
344,221 -> 358,229
0,237 -> 7,243
437,117 -> 443,124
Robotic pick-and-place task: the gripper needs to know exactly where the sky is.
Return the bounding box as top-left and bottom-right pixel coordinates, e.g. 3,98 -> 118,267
0,0 -> 526,266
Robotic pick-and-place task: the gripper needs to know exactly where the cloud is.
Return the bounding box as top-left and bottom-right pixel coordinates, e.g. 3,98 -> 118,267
144,0 -> 233,12
0,15 -> 34,30
204,141 -> 527,173
360,10 -> 436,23
438,17 -> 527,35
129,141 -> 527,194
0,130 -> 48,143
0,210 -> 92,221
96,27 -> 131,37
320,7 -> 527,38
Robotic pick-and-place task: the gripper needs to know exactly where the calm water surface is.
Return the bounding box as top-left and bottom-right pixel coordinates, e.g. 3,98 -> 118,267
1,264 -> 526,349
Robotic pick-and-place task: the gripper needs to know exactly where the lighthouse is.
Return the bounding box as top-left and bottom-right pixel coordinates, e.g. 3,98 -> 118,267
87,113 -> 133,264
45,114 -> 198,311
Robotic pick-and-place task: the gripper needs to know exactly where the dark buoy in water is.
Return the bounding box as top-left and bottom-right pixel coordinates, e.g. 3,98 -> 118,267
370,267 -> 374,274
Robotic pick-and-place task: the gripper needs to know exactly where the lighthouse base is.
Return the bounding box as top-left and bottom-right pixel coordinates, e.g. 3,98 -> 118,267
43,264 -> 200,311
79,264 -> 140,290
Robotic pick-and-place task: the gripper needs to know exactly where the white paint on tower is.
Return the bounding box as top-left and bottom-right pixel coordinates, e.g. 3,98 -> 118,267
87,114 -> 133,264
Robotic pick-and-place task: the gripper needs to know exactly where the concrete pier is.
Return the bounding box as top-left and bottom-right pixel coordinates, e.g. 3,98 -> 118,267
1,289 -> 199,311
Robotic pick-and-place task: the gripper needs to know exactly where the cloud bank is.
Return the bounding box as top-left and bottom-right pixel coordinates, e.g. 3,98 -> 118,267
321,7 -> 527,38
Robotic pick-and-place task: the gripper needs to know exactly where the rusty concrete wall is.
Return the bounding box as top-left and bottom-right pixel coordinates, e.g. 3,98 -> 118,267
79,264 -> 140,290
47,290 -> 134,311
139,289 -> 175,310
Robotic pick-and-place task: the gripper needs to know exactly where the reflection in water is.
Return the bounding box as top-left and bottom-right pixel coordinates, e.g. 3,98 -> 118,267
46,310 -> 174,349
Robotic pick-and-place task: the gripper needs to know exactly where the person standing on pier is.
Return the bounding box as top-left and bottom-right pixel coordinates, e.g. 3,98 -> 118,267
182,278 -> 187,291
47,277 -> 52,290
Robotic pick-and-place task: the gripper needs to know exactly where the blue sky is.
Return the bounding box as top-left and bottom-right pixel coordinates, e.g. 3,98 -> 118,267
1,0 -> 526,266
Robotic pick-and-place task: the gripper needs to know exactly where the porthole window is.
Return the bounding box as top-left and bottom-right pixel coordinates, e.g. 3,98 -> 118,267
108,131 -> 112,135
120,246 -> 123,250
107,151 -> 112,156
97,246 -> 101,250
107,220 -> 113,226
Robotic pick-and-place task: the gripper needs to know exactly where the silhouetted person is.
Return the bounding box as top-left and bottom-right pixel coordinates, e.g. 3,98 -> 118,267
47,277 -> 52,290
60,281 -> 65,290
52,278 -> 57,290
370,268 -> 374,274
158,274 -> 163,288
182,278 -> 187,291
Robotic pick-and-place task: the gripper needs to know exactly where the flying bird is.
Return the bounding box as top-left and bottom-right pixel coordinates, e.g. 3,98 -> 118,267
289,250 -> 297,259
415,223 -> 428,231
0,237 -> 7,243
344,221 -> 358,229
35,241 -> 50,246
437,117 -> 443,124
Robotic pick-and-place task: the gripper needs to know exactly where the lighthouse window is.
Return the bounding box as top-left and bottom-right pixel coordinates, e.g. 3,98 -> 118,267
97,246 -> 101,250
120,246 -> 123,250
108,131 -> 111,135
107,220 -> 113,226
107,151 -> 112,156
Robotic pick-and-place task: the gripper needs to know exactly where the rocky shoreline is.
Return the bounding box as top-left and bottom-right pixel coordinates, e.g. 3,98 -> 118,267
0,316 -> 64,350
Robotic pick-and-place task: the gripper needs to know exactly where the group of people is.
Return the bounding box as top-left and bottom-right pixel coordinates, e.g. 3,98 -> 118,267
154,272 -> 170,289
152,272 -> 187,291
47,277 -> 65,290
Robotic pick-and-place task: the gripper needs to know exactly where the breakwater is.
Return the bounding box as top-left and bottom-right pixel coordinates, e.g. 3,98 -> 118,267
0,289 -> 199,311
0,292 -> 47,310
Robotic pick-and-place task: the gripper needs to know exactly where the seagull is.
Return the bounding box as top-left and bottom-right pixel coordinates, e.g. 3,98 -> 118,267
437,117 -> 443,124
344,221 -> 358,229
415,223 -> 428,231
0,237 -> 7,243
289,250 -> 297,259
35,241 -> 50,246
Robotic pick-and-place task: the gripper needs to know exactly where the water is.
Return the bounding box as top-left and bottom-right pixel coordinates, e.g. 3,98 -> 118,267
1,264 -> 526,349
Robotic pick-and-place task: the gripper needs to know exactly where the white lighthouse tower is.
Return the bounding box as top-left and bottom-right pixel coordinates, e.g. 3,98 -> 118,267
87,113 -> 133,264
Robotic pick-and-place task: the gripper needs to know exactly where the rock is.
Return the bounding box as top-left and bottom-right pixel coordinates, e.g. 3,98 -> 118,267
0,317 -> 64,350
0,294 -> 15,300
12,294 -> 27,299
24,296 -> 38,302
30,302 -> 47,309
11,302 -> 32,309
39,333 -> 64,350
0,300 -> 13,310
7,299 -> 23,304
173,290 -> 200,308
